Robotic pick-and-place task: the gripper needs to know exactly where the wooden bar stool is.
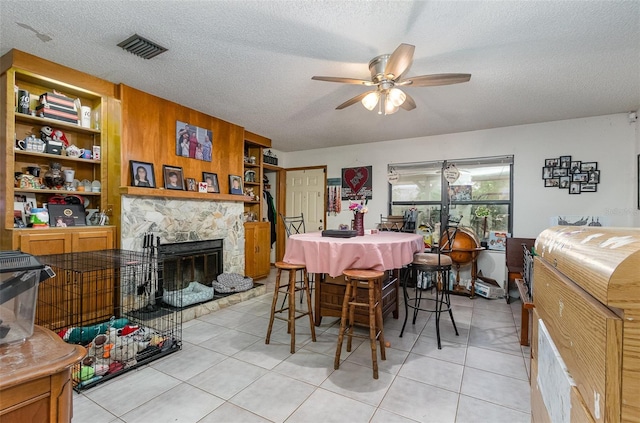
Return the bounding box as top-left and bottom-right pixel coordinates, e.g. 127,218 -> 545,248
400,252 -> 459,349
334,269 -> 386,379
265,261 -> 316,354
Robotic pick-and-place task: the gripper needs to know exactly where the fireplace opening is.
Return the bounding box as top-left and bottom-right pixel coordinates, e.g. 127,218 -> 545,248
158,239 -> 223,309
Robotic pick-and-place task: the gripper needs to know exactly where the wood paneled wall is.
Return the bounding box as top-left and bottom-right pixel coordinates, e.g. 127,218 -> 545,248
118,84 -> 245,192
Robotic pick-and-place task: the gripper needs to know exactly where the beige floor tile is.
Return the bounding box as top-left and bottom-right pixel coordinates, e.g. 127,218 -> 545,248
465,346 -> 529,380
380,376 -> 459,422
273,349 -> 335,385
399,353 -> 464,392
82,367 -> 181,417
119,382 -> 223,422
321,361 -> 395,406
286,388 -> 376,423
198,402 -> 272,423
460,367 -> 531,413
456,394 -> 530,423
188,357 -> 268,400
228,372 -> 315,422
410,335 -> 468,365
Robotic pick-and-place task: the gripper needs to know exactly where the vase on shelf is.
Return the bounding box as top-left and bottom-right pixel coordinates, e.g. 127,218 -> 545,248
353,212 -> 365,236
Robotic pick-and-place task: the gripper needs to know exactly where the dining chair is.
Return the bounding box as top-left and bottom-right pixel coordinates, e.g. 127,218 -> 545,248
281,213 -> 305,236
279,213 -> 311,303
378,214 -> 405,232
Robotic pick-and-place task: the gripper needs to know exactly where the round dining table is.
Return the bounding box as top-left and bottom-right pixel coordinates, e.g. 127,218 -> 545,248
283,231 -> 423,277
283,231 -> 424,325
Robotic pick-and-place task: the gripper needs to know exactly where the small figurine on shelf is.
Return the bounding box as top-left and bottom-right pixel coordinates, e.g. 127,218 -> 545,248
44,162 -> 65,189
40,126 -> 54,143
51,128 -> 69,147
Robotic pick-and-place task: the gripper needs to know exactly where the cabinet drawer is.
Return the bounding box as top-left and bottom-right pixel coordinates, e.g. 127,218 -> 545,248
534,258 -> 622,423
0,377 -> 49,410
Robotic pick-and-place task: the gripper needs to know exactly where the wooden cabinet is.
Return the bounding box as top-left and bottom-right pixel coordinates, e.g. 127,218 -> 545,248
531,226 -> 640,423
243,131 -> 272,279
1,49 -> 118,251
0,325 -> 85,422
11,227 -> 116,330
244,221 -> 271,279
12,226 -> 115,254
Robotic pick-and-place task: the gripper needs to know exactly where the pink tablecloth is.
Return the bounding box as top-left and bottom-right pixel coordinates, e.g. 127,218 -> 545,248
283,231 -> 424,277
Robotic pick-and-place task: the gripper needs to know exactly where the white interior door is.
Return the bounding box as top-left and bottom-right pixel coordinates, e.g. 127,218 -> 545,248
286,169 -> 325,231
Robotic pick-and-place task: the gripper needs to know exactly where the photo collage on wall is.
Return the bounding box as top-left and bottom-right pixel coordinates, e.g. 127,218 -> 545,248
542,155 -> 600,194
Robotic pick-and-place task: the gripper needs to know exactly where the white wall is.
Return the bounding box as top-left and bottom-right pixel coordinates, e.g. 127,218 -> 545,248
279,113 -> 639,238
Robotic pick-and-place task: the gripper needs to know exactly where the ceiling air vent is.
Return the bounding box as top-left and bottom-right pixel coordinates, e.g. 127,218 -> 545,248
117,34 -> 167,59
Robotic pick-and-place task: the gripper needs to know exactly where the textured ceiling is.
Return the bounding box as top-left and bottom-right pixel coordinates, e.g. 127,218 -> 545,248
1,1 -> 639,152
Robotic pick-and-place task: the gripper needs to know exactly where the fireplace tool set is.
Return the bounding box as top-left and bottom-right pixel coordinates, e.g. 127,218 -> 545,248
137,232 -> 161,311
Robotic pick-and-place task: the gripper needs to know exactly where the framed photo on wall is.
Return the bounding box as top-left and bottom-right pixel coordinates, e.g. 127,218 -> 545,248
129,160 -> 155,188
229,174 -> 243,195
569,181 -> 581,194
186,178 -> 197,192
202,172 -> 219,193
163,165 -> 185,190
176,121 -> 213,162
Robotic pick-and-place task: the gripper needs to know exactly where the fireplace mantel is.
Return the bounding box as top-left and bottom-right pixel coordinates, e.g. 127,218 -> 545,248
120,186 -> 251,202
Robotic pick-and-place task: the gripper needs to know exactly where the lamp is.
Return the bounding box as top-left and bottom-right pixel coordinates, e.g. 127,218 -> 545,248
361,91 -> 380,111
361,87 -> 407,115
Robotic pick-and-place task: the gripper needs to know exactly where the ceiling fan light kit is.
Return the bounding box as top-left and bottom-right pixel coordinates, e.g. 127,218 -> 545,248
312,43 -> 471,115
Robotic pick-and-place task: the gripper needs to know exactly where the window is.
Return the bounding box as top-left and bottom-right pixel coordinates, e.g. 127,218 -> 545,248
389,156 -> 513,238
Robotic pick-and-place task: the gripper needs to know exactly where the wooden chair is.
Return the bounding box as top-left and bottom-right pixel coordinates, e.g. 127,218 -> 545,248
334,269 -> 386,379
505,237 -> 535,303
265,261 -> 316,354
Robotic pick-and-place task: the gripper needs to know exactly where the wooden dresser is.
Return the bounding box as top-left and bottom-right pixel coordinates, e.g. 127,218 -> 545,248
0,325 -> 85,422
531,226 -> 640,423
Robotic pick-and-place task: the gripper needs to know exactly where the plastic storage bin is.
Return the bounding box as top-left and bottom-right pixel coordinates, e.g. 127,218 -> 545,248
0,251 -> 54,345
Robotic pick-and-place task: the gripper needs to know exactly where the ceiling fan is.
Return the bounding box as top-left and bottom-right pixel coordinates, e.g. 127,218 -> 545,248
312,43 -> 471,115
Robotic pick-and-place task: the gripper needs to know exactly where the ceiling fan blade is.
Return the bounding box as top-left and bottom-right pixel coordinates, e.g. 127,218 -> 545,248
336,91 -> 375,110
398,73 -> 471,87
385,43 -> 415,80
312,76 -> 374,86
400,92 -> 416,111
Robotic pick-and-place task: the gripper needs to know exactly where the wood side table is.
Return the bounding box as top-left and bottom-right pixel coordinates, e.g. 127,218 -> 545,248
0,325 -> 85,422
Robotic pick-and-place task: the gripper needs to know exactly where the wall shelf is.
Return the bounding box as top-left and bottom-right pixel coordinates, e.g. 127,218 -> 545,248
15,149 -> 100,164
120,186 -> 252,202
15,112 -> 101,135
15,188 -> 101,196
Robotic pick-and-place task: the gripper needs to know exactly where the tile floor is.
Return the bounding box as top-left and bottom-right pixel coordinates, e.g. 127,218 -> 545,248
73,270 -> 532,422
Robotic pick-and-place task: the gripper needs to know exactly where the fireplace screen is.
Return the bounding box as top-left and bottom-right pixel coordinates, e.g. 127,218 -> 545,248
158,239 -> 223,308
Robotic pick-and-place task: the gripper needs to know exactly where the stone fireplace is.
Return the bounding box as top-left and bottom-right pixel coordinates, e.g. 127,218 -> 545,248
121,196 -> 245,274
120,196 -> 266,320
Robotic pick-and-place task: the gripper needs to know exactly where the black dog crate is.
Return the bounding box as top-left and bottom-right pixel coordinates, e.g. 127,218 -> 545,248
36,249 -> 181,391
